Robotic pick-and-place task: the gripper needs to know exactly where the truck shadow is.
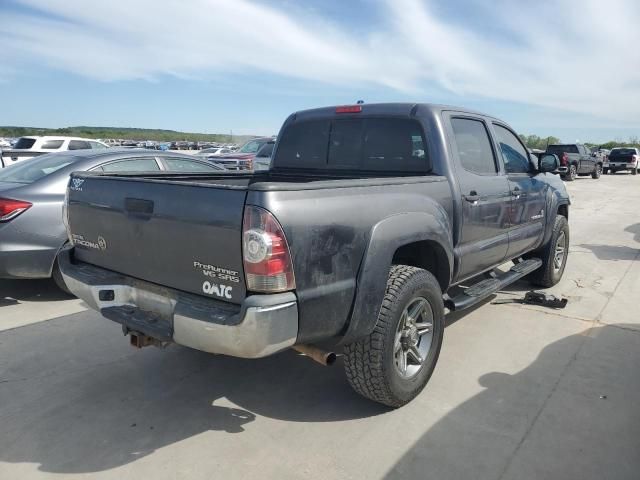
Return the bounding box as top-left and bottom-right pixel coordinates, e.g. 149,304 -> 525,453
383,323 -> 640,480
0,314 -> 386,474
0,278 -> 72,306
576,244 -> 639,261
625,223 -> 640,243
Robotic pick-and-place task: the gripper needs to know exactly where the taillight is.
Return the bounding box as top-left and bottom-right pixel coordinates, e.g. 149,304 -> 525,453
336,105 -> 362,113
0,197 -> 32,222
243,206 -> 295,292
630,155 -> 637,163
561,153 -> 569,166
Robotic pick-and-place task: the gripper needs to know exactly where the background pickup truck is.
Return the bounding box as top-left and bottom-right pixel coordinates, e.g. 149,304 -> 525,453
603,147 -> 639,175
545,143 -> 602,181
59,103 -> 570,407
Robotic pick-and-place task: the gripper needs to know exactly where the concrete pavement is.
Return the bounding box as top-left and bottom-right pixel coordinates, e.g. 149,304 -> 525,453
1,173 -> 639,479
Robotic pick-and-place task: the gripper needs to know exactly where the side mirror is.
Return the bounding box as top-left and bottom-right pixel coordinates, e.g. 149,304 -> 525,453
539,154 -> 559,173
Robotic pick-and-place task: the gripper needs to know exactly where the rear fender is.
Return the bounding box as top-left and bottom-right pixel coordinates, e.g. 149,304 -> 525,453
341,210 -> 453,344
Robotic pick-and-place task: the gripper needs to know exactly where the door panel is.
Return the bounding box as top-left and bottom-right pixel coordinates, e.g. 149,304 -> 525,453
492,124 -> 547,258
448,116 -> 511,280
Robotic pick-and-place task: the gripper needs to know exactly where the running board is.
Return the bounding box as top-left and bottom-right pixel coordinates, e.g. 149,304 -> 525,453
445,258 -> 542,311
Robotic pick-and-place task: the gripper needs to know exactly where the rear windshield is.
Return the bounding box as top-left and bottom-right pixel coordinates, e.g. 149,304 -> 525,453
609,148 -> 636,156
274,118 -> 429,173
13,138 -> 37,149
0,153 -> 76,184
547,145 -> 579,154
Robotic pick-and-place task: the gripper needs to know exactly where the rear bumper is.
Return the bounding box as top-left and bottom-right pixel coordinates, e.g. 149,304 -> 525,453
604,162 -> 637,170
57,247 -> 298,358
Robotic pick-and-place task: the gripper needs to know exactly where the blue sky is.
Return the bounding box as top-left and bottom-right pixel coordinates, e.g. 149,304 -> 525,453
1,0 -> 639,143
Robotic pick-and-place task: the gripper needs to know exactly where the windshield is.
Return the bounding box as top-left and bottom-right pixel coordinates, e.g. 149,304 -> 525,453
238,139 -> 267,154
609,148 -> 636,157
256,143 -> 275,157
13,138 -> 37,149
0,153 -> 77,184
547,145 -> 579,154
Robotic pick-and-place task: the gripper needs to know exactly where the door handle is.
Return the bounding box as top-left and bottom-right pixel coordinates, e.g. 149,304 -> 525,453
512,187 -> 521,200
464,191 -> 480,203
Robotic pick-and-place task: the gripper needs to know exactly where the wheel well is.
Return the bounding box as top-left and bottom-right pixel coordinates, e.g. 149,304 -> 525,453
392,241 -> 450,292
557,204 -> 568,220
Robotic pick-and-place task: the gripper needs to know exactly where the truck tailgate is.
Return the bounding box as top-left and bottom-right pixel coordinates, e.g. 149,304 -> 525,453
66,174 -> 248,304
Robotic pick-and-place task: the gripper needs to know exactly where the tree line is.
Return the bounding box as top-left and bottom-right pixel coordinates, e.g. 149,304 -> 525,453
519,134 -> 640,151
0,126 -> 251,144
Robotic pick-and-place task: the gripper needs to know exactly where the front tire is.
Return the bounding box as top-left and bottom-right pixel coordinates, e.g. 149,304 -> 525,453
603,168 -> 609,175
343,266 -> 444,407
591,164 -> 602,179
529,215 -> 569,288
632,168 -> 637,176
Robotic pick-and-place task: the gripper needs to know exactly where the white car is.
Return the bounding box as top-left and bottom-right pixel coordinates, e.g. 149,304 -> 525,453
0,136 -> 109,168
0,138 -> 11,148
197,147 -> 233,157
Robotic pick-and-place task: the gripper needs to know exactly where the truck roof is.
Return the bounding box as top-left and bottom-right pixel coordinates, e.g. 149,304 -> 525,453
290,102 -> 501,122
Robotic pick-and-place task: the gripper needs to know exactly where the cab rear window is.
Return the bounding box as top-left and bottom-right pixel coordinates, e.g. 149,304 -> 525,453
275,118 -> 429,173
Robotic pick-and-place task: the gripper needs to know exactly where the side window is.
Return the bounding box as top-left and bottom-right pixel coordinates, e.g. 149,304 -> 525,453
41,140 -> 64,149
100,158 -> 160,172
89,141 -> 107,149
162,157 -> 218,172
493,125 -> 531,174
451,118 -> 497,175
68,140 -> 91,150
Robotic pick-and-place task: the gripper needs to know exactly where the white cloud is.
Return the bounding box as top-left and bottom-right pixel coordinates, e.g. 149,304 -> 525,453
2,0 -> 639,123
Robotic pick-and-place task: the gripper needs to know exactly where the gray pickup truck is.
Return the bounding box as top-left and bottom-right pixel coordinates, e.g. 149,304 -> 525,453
59,103 -> 570,407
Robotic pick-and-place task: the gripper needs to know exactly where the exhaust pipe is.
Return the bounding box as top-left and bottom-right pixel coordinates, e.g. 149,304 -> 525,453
293,344 -> 337,366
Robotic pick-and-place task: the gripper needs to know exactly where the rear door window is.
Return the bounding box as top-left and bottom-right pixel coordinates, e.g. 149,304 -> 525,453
68,140 -> 91,150
99,158 -> 160,172
451,118 -> 497,175
41,140 -> 64,149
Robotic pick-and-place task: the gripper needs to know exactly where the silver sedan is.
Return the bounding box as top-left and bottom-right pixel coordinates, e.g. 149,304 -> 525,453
0,149 -> 224,292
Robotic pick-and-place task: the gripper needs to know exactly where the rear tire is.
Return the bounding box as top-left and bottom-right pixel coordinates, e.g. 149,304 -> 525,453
563,164 -> 577,181
632,168 -> 637,176
591,164 -> 602,179
343,265 -> 444,408
603,168 -> 609,175
529,215 -> 569,288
